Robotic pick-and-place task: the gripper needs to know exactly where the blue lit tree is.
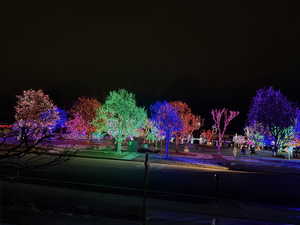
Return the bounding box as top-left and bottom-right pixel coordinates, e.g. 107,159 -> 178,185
53,108 -> 68,132
247,87 -> 297,155
150,101 -> 182,157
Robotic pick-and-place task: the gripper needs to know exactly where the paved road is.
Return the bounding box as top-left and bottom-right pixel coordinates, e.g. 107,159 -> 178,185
2,181 -> 299,225
6,157 -> 298,205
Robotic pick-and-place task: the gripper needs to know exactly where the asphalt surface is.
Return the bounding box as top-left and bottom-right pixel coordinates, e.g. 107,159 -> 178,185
1,181 -> 299,225
2,156 -> 298,205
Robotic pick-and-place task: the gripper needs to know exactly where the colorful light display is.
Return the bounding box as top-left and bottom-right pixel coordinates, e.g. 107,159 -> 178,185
211,108 -> 239,152
150,101 -> 182,157
170,101 -> 204,149
93,89 -> 147,153
247,87 -> 297,154
70,97 -> 101,139
14,89 -> 59,140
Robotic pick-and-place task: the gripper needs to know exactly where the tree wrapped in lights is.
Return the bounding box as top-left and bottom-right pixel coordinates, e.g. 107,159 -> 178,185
0,90 -> 75,170
14,89 -> 59,140
141,119 -> 164,149
52,108 -> 68,132
211,108 -> 239,153
65,113 -> 88,139
150,101 -> 183,157
201,129 -> 215,144
232,134 -> 246,146
70,97 -> 101,139
294,109 -> 300,139
244,122 -> 265,149
170,101 -> 204,149
93,89 -> 147,153
247,87 -> 297,154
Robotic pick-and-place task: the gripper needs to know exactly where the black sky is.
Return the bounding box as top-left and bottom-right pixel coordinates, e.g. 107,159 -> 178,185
1,1 -> 300,132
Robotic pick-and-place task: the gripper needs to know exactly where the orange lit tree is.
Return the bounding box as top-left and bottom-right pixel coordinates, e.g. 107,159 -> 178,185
170,101 -> 204,150
201,129 -> 216,144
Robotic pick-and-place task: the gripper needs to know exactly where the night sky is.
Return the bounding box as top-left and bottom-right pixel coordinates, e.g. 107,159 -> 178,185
1,2 -> 300,132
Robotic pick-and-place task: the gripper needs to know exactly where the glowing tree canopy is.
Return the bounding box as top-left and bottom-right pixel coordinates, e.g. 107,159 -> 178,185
65,113 -> 88,139
53,108 -> 68,131
93,89 -> 147,153
170,101 -> 204,148
150,101 -> 183,157
70,97 -> 101,139
142,119 -> 164,144
244,122 -> 265,148
295,109 -> 300,139
247,87 -> 297,152
201,129 -> 216,143
14,89 -> 59,140
211,108 -> 239,152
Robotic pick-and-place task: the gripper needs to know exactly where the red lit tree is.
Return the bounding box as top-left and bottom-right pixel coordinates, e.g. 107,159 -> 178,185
211,108 -> 239,153
70,97 -> 101,139
170,101 -> 204,150
201,129 -> 216,144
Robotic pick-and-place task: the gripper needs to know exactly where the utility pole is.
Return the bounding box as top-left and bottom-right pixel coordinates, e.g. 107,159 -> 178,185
143,152 -> 150,225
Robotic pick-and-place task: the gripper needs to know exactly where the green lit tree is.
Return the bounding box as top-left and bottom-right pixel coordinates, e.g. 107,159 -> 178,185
93,89 -> 147,153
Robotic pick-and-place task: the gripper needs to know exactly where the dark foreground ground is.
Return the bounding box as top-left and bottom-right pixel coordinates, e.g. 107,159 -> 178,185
7,156 -> 300,204
1,181 -> 299,225
1,143 -> 300,224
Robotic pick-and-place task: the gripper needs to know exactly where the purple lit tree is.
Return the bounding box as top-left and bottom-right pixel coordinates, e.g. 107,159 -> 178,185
150,101 -> 182,157
295,109 -> 300,139
247,87 -> 297,155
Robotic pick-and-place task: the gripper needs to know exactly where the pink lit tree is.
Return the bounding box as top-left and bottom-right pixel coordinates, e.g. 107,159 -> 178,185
65,113 -> 89,139
14,89 -> 59,141
0,90 -> 75,170
211,108 -> 239,153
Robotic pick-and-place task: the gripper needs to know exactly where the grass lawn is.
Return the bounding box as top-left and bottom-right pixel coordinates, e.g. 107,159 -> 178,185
76,148 -> 140,160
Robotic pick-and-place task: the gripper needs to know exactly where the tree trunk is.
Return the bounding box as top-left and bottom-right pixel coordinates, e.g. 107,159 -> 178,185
175,135 -> 179,153
217,142 -> 221,154
165,132 -> 170,158
216,136 -> 222,154
116,141 -> 122,154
